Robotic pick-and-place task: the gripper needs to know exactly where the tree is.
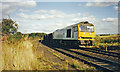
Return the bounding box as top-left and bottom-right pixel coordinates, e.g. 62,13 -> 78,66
2,18 -> 18,35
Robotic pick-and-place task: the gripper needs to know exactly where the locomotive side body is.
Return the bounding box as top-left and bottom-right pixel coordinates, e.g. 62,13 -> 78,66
53,25 -> 78,40
53,22 -> 95,46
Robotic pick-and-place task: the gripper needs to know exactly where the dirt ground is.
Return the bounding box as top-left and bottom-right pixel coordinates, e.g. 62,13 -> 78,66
35,42 -> 75,70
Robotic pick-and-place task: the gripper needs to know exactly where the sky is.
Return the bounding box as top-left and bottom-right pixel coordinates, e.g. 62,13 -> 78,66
0,0 -> 120,34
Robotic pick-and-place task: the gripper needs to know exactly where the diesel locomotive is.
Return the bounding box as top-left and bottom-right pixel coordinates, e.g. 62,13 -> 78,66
44,21 -> 95,46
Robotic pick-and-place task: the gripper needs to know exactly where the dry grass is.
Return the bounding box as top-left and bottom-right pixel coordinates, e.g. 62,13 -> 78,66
1,36 -> 68,70
2,38 -> 38,70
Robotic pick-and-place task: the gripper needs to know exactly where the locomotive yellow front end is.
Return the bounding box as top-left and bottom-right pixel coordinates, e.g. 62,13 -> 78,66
77,22 -> 95,46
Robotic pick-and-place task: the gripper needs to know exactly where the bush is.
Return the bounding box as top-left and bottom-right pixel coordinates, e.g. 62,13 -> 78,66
8,32 -> 23,43
2,19 -> 18,35
29,33 -> 46,38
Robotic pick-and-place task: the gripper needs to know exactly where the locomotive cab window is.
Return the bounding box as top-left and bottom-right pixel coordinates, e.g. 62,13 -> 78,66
87,26 -> 94,32
79,25 -> 94,32
74,26 -> 78,32
66,29 -> 71,38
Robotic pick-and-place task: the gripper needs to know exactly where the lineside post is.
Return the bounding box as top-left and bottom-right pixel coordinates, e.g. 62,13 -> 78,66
106,43 -> 108,51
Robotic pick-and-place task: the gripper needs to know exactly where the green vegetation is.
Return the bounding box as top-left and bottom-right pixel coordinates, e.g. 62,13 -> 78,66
94,34 -> 119,49
1,18 -> 46,43
7,32 -> 22,43
29,33 -> 46,38
1,19 -> 18,35
48,49 -> 65,61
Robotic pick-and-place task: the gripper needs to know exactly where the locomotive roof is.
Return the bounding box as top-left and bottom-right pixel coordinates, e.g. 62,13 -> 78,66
75,21 -> 94,26
69,21 -> 94,27
55,21 -> 94,31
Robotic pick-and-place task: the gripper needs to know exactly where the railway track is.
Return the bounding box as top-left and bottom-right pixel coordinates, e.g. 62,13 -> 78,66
78,47 -> 120,58
70,48 -> 119,65
51,47 -> 120,72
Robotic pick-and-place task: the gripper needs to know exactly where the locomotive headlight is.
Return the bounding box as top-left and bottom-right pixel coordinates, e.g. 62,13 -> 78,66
92,37 -> 94,39
90,33 -> 91,35
84,32 -> 85,34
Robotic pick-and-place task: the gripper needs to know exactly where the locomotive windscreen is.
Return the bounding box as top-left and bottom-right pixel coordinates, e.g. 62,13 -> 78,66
79,25 -> 94,32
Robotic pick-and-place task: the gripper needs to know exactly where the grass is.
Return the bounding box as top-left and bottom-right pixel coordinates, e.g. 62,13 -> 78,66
48,49 -> 65,61
37,57 -> 55,69
2,37 -> 38,70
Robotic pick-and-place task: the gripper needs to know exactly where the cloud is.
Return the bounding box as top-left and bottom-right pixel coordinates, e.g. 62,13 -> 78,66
1,0 -> 120,2
15,10 -> 82,34
34,10 -> 47,13
113,6 -> 118,10
17,13 -> 29,18
89,0 -> 119,2
17,10 -> 81,20
0,3 -> 2,18
18,1 -> 36,8
78,3 -> 81,6
100,17 -> 118,34
72,15 -> 97,23
102,17 -> 117,22
81,12 -> 89,17
1,0 -> 24,2
14,18 -> 27,23
1,0 -> 37,2
86,2 -> 118,7
2,3 -> 17,17
48,10 -> 65,15
17,13 -> 55,20
102,17 -> 118,29
19,9 -> 29,12
113,5 -> 120,14
1,1 -> 36,18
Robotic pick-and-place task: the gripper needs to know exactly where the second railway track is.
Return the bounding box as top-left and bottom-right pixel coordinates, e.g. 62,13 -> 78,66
51,46 -> 120,72
78,47 -> 120,58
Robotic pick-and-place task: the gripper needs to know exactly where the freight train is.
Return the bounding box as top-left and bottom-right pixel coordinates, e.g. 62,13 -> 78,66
43,21 -> 95,47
